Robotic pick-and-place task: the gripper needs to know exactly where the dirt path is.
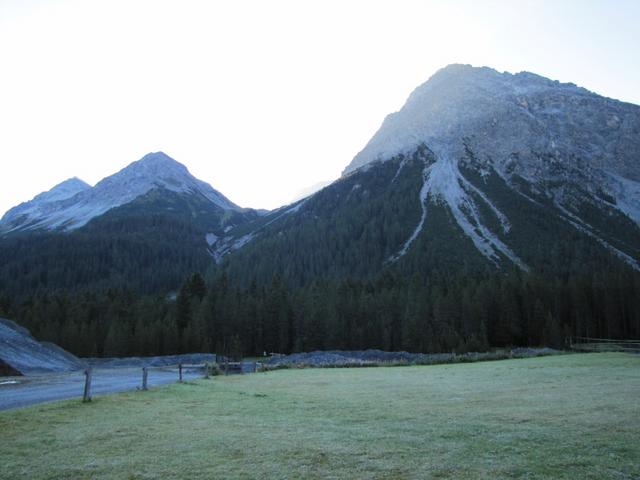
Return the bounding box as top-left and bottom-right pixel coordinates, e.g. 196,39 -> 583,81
0,366 -> 204,411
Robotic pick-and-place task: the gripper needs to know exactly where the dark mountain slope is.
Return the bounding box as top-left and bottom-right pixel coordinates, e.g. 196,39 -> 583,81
0,153 -> 260,296
215,144 -> 639,289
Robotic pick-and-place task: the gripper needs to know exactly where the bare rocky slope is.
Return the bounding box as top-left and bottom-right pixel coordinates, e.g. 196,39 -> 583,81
213,64 -> 640,281
0,152 -> 242,233
0,318 -> 85,375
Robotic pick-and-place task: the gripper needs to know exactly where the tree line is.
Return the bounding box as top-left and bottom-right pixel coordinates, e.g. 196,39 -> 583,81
2,264 -> 638,358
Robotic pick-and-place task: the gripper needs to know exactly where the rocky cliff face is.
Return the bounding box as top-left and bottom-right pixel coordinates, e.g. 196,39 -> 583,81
211,65 -> 640,281
345,64 -> 640,224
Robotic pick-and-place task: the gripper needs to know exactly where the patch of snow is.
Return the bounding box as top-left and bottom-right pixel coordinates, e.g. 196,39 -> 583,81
0,380 -> 19,385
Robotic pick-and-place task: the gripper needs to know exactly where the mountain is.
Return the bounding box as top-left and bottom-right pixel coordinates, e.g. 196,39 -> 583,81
0,178 -> 92,232
346,64 -> 639,222
2,65 -> 639,294
0,152 -> 240,233
3,65 -> 640,357
0,152 -> 259,295
213,64 -> 640,285
346,65 -> 640,183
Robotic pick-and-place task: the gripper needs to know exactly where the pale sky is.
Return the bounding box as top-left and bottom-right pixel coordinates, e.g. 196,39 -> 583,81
1,0 -> 639,215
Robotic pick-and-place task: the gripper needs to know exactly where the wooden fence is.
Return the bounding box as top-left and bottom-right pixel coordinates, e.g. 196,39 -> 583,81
568,336 -> 640,353
83,362 -> 210,402
82,360 -> 261,403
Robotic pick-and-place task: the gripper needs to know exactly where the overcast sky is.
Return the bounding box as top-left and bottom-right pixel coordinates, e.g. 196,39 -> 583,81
1,0 -> 639,215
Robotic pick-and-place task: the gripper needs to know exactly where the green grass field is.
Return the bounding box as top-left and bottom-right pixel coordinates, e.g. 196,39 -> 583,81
2,353 -> 639,479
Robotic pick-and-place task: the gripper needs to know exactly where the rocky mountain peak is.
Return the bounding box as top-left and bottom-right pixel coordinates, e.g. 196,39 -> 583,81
32,177 -> 91,203
343,64 -> 640,224
132,151 -> 189,173
345,64 -> 637,177
1,152 -> 239,233
96,152 -> 195,192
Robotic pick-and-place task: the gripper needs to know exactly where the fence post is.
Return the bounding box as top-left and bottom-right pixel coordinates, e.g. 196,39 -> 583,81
142,367 -> 148,391
179,363 -> 183,383
204,362 -> 210,379
253,361 -> 257,373
83,368 -> 92,403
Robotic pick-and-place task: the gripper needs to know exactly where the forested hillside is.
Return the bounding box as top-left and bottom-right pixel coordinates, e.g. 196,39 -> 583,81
0,189 -> 257,296
2,263 -> 638,358
2,65 -> 640,358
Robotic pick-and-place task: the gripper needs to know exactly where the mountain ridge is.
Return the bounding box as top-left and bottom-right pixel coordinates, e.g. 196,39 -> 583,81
0,64 -> 639,291
1,64 -> 640,359
344,64 -> 640,232
0,151 -> 240,234
211,64 -> 640,280
346,63 -> 640,179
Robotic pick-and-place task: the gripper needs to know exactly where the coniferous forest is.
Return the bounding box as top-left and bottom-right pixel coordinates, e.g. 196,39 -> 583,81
2,262 -> 638,358
1,150 -> 639,358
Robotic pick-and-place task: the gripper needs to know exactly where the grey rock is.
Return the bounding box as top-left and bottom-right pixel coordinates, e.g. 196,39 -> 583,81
344,64 -> 640,224
0,318 -> 85,375
1,152 -> 239,233
267,348 -> 559,368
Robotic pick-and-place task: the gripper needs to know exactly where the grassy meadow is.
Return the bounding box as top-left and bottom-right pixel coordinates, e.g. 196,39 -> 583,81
1,352 -> 639,479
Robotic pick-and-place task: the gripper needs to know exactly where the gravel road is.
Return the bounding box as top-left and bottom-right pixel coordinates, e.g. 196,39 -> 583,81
0,366 -> 205,411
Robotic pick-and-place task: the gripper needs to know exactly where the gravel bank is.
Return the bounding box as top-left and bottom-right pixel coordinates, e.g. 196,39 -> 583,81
267,348 -> 559,368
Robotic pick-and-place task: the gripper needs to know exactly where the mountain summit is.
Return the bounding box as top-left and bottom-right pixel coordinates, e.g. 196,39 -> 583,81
346,64 -> 640,183
0,151 -> 261,294
0,152 -> 239,233
0,177 -> 92,232
1,65 -> 639,294
344,64 -> 640,224
211,64 -> 640,283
